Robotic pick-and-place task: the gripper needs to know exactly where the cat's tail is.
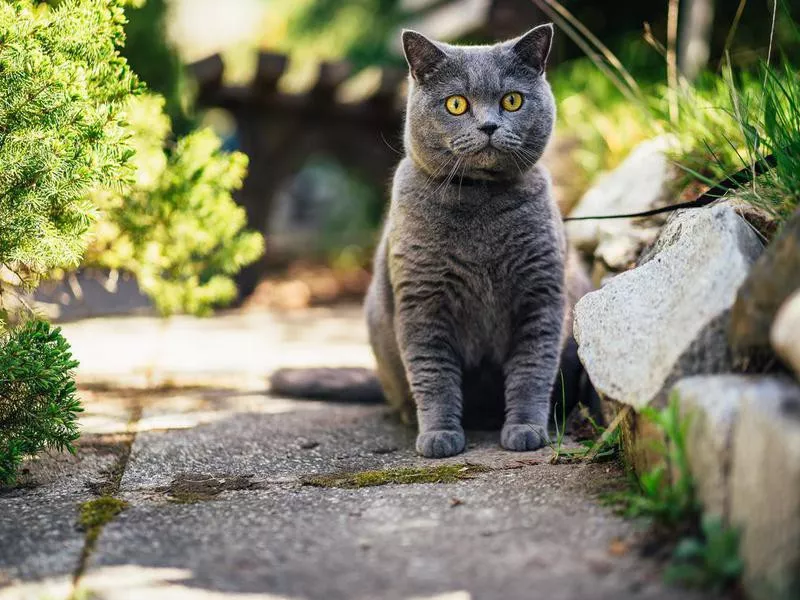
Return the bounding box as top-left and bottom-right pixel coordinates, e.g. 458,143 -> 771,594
268,367 -> 385,403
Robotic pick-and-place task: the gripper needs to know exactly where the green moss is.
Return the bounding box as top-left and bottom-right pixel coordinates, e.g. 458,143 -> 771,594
78,496 -> 128,544
302,464 -> 489,488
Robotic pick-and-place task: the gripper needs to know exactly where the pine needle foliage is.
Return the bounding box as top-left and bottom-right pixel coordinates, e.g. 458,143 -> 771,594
0,320 -> 82,485
0,0 -> 139,283
86,94 -> 265,316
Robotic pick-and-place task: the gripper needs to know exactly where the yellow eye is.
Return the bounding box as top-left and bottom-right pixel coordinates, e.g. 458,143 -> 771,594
445,95 -> 469,116
501,92 -> 524,112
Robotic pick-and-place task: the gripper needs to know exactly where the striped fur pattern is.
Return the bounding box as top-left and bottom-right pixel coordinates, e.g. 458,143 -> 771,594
365,25 -> 568,458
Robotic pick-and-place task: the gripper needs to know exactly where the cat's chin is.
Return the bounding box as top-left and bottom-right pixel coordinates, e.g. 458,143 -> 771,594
463,147 -> 503,167
458,150 -> 522,180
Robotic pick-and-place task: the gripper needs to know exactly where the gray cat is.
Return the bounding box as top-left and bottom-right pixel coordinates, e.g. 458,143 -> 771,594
364,24 -> 570,458
269,25 -> 596,457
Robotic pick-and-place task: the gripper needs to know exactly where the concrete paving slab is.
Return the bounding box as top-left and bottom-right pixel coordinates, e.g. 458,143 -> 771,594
87,466 -> 699,600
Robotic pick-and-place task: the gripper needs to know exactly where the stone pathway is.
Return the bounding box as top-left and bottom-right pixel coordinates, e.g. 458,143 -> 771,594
1,306 -> 704,600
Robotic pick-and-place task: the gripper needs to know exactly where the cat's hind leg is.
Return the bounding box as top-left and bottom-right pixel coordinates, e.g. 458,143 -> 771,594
365,269 -> 415,424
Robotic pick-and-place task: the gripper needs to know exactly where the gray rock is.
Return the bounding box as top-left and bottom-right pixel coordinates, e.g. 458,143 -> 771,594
574,205 -> 763,410
772,289 -> 800,378
566,137 -> 676,270
730,377 -> 800,600
730,207 -> 800,354
672,375 -> 746,519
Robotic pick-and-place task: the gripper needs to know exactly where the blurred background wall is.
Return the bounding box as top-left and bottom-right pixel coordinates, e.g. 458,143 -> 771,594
118,0 -> 799,306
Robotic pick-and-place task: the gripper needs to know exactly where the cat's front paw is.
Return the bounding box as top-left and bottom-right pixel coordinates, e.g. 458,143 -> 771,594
501,423 -> 549,452
416,429 -> 466,458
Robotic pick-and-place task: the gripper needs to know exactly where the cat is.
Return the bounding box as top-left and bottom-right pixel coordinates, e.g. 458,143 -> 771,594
269,24 -> 598,458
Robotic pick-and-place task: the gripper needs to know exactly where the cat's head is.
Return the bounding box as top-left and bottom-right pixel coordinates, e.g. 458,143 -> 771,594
402,24 -> 555,180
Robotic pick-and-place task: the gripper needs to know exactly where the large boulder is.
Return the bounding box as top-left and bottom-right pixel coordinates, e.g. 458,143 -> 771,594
730,208 -> 800,354
566,136 -> 677,271
574,204 -> 763,409
772,289 -> 800,378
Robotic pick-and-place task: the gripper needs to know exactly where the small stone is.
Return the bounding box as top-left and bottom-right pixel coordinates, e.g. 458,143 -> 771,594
730,377 -> 800,600
450,497 -> 463,507
298,440 -> 320,450
730,208 -> 800,354
574,204 -> 763,409
772,289 -> 800,378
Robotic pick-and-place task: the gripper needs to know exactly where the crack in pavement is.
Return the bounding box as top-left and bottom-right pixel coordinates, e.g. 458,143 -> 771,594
70,402 -> 142,596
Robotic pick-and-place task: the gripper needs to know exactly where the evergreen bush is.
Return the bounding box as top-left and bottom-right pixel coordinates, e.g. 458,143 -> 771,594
0,320 -> 81,485
0,0 -> 136,484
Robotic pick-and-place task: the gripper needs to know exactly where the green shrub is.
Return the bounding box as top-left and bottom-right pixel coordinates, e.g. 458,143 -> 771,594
0,0 -> 137,483
0,0 -> 138,285
0,320 -> 82,485
122,0 -> 193,134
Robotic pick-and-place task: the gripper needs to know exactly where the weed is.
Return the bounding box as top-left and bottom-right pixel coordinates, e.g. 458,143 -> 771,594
665,515 -> 743,593
549,374 -> 621,465
605,393 -> 697,526
600,394 -> 744,593
542,0 -> 800,222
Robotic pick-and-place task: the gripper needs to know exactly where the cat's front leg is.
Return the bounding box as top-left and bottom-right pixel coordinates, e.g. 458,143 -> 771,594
396,315 -> 465,458
501,298 -> 564,451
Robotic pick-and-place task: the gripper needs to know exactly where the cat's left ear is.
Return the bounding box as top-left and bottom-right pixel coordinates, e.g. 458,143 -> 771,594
402,30 -> 447,82
511,23 -> 553,74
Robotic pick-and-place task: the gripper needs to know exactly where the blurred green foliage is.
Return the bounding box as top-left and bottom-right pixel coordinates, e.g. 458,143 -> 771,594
121,0 -> 193,134
552,2 -> 800,215
87,94 -> 264,316
285,0 -> 407,69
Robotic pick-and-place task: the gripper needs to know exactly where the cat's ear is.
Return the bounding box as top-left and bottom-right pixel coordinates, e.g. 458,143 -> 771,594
511,23 -> 553,74
402,30 -> 447,82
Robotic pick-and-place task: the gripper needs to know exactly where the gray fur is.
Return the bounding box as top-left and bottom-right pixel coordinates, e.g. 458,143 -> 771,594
365,24 -> 568,458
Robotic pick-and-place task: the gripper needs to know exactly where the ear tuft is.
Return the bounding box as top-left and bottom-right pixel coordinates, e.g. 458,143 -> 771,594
511,23 -> 553,74
402,30 -> 447,82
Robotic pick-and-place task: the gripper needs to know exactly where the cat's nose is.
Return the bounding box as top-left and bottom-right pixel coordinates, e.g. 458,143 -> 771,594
478,122 -> 499,135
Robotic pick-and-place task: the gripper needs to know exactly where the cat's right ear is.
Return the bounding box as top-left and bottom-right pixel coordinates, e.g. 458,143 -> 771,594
402,30 -> 447,82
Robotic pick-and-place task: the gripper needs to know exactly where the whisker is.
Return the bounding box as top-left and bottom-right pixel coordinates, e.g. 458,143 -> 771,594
457,162 -> 466,203
509,151 -> 526,177
437,158 -> 462,201
428,157 -> 458,201
418,156 -> 454,198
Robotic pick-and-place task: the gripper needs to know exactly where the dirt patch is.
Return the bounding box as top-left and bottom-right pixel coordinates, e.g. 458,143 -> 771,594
157,473 -> 259,504
301,464 -> 490,488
